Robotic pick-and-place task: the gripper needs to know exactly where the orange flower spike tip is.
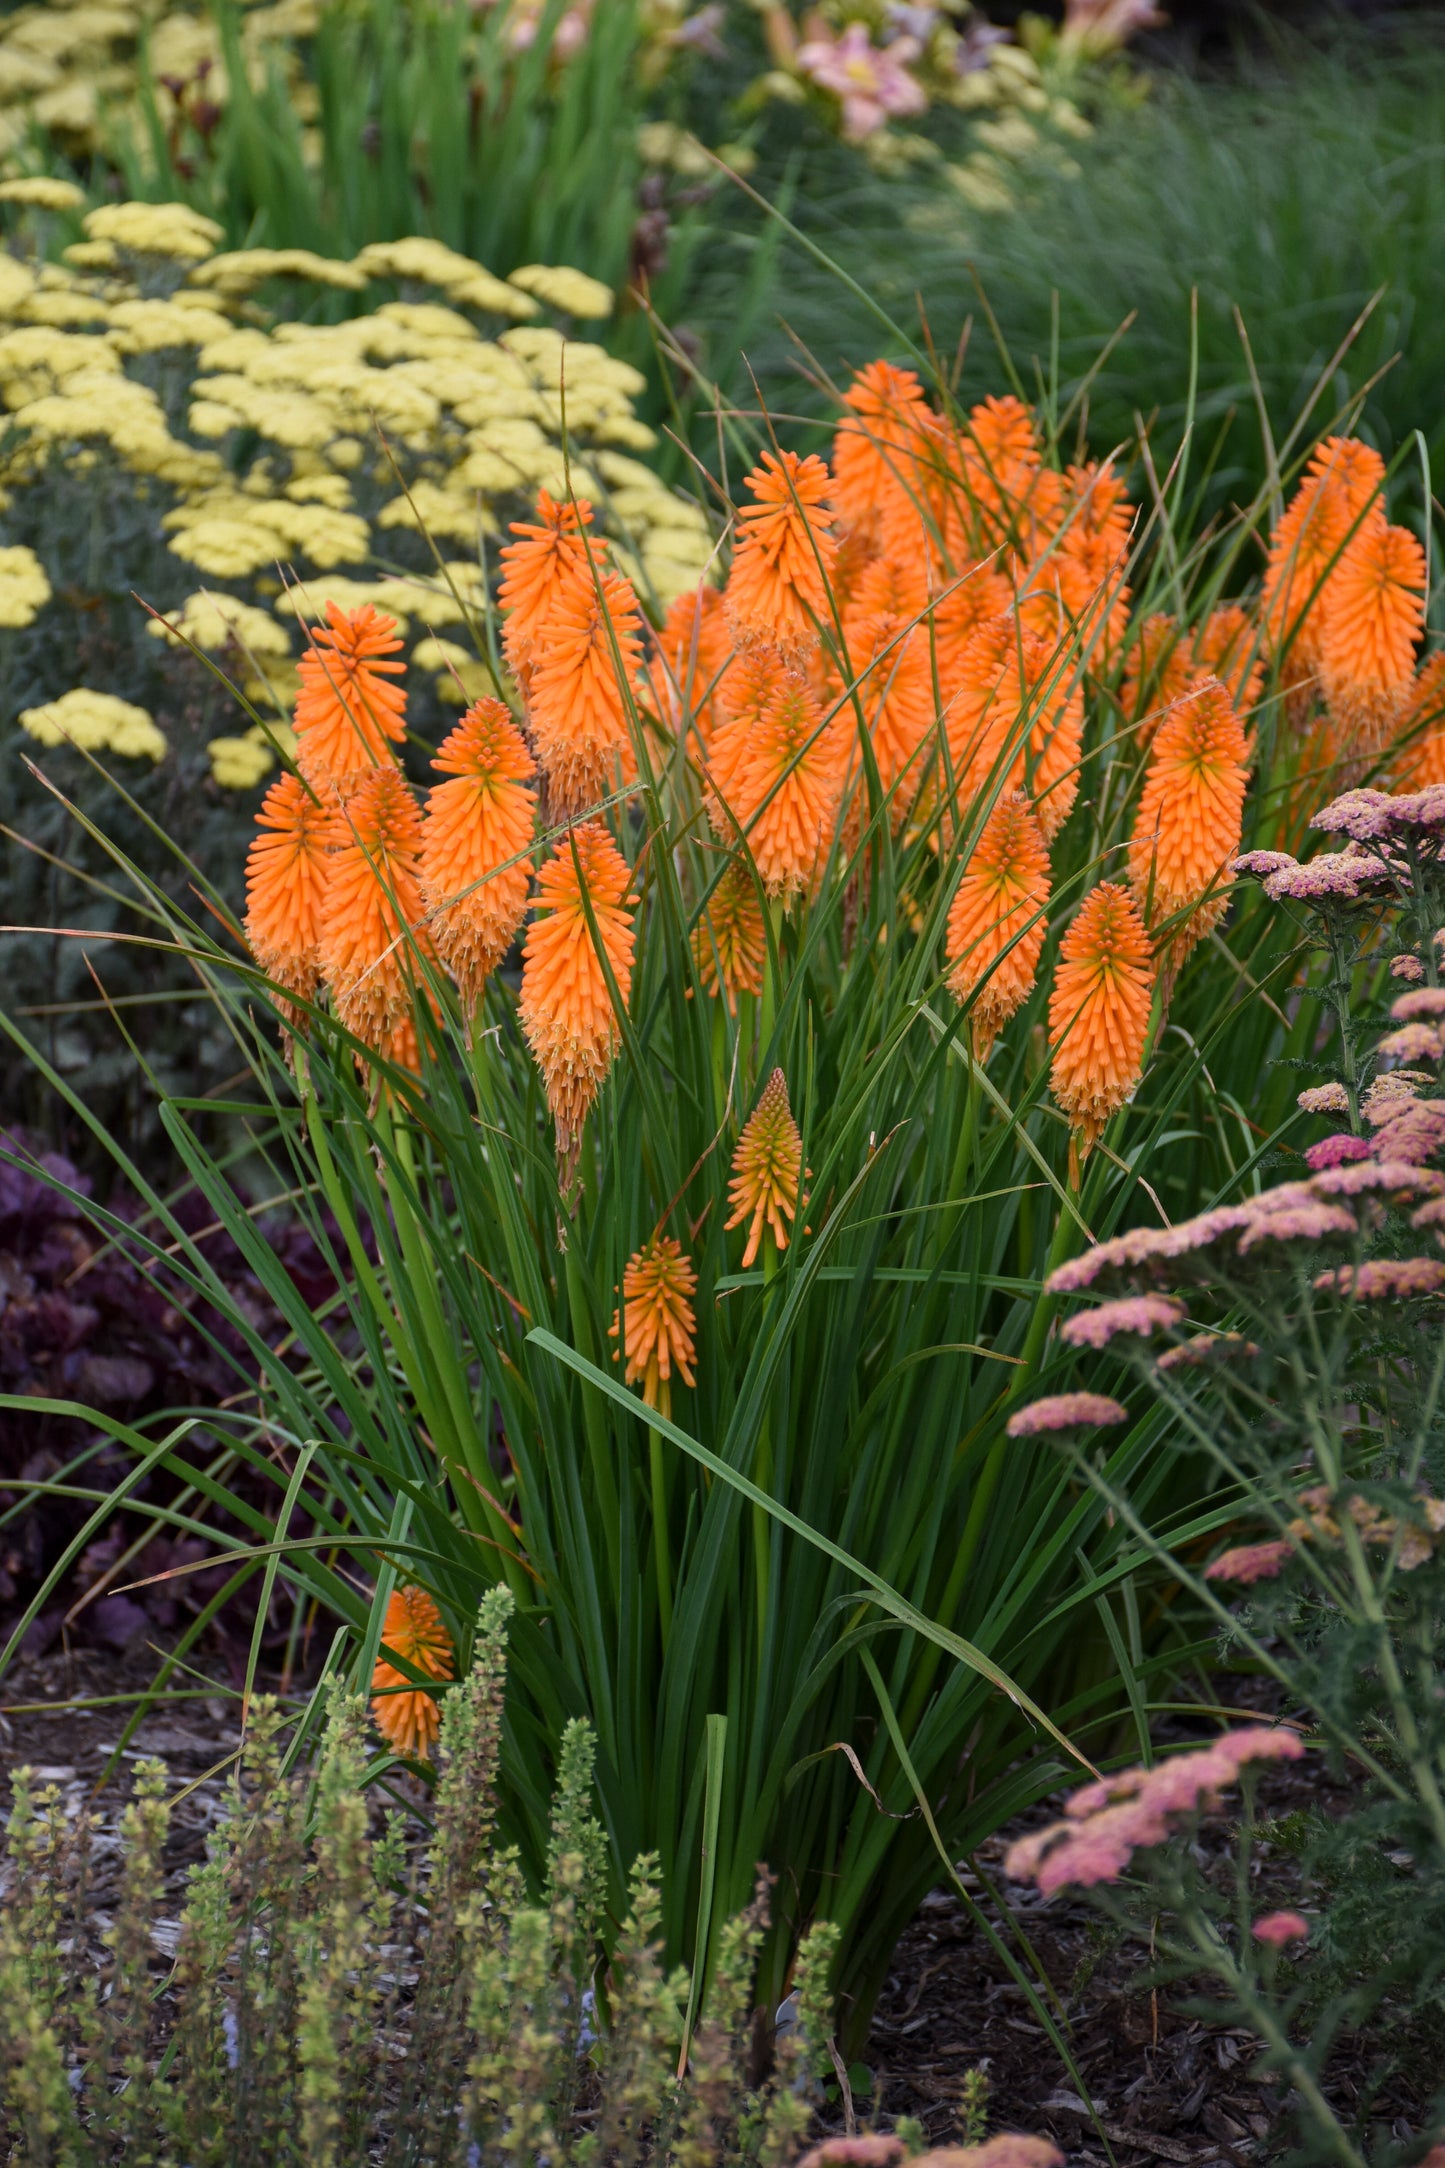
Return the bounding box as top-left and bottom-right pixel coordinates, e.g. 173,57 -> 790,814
945,791 -> 1050,1062
294,601 -> 407,797
610,1235 -> 698,1417
244,773 -> 331,1005
1319,518 -> 1426,760
725,1068 -> 809,1270
497,489 -> 602,668
709,669 -> 849,900
1048,882 -> 1155,1163
320,765 -> 433,1058
421,698 -> 537,1011
518,820 -> 636,1170
1128,678 -> 1249,966
692,860 -> 767,1011
371,1585 -> 455,1764
831,359 -> 932,552
527,568 -> 644,820
1392,650 -> 1445,788
726,449 -> 837,656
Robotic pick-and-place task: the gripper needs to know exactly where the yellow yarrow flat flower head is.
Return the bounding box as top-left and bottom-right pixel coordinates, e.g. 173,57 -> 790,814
0,544 -> 52,628
20,689 -> 166,761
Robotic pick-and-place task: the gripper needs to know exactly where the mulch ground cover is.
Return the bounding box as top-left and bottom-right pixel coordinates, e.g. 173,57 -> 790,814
0,1647 -> 1432,2164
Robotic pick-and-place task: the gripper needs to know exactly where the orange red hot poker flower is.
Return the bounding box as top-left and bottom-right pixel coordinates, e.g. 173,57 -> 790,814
692,860 -> 767,1011
294,601 -> 407,797
725,450 -> 837,656
725,1068 -> 808,1270
526,567 -> 643,821
497,489 -> 604,674
1128,676 -> 1249,979
420,698 -> 537,1013
946,792 -> 1051,1062
1048,882 -> 1155,1164
244,772 -> 330,1007
320,764 -> 434,1063
518,820 -> 636,1171
370,1585 -> 455,1763
610,1235 -> 698,1417
707,665 -> 849,901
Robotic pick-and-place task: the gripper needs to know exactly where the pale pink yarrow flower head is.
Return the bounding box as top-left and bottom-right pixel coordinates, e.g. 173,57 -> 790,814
1006,1392 -> 1128,1437
1390,953 -> 1426,982
1391,987 -> 1445,1022
1252,1909 -> 1309,1947
796,21 -> 927,139
1304,1133 -> 1373,1170
1060,1293 -> 1183,1348
1298,1081 -> 1351,1115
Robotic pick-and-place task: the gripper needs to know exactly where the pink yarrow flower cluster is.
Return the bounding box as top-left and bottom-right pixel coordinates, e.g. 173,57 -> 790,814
1303,1133 -> 1373,1170
1060,1293 -> 1184,1348
1005,1728 -> 1305,1895
1205,1538 -> 1294,1585
1315,1257 -> 1445,1299
1005,1391 -> 1128,1437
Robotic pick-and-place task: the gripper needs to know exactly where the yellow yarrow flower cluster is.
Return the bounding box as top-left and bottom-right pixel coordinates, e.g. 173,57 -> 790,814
19,689 -> 167,763
0,543 -> 51,627
1,193 -> 717,798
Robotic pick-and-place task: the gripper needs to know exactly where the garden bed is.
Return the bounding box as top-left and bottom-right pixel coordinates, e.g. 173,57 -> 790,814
2,1649 -> 1417,2167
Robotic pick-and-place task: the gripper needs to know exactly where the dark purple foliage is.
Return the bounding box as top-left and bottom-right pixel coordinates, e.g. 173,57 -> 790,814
0,1128 -> 342,1659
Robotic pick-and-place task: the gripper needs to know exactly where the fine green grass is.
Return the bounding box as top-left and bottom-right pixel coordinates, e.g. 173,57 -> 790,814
686,24 -> 1445,531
